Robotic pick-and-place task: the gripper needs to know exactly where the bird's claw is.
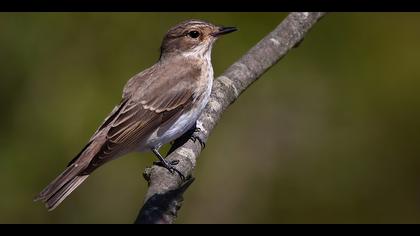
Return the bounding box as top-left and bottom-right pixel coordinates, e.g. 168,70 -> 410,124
170,160 -> 179,165
153,160 -> 185,181
190,133 -> 206,149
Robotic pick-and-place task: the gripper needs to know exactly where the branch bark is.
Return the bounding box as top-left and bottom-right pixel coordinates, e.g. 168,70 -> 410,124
135,12 -> 326,224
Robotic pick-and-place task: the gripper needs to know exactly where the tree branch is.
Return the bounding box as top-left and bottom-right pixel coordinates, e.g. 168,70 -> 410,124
135,12 -> 326,224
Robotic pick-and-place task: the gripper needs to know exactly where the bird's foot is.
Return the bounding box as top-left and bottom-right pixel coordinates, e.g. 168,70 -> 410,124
190,128 -> 206,149
152,148 -> 185,180
153,159 -> 185,181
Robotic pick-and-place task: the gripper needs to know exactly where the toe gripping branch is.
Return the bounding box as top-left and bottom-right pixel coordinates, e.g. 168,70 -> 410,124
151,123 -> 206,181
190,127 -> 206,149
152,148 -> 185,181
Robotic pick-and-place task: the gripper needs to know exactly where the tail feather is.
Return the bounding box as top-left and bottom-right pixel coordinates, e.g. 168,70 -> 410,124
35,163 -> 81,201
34,163 -> 89,210
45,175 -> 89,211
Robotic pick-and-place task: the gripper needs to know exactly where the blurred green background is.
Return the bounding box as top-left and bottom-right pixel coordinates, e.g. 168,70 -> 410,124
1,12 -> 420,223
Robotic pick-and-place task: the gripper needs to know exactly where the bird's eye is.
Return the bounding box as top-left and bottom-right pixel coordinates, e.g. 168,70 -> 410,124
187,31 -> 200,38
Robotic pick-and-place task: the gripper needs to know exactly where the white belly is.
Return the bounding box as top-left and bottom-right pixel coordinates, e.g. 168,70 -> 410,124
138,79 -> 212,151
145,107 -> 201,149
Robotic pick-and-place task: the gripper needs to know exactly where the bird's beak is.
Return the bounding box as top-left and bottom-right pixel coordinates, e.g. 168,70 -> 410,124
211,26 -> 237,37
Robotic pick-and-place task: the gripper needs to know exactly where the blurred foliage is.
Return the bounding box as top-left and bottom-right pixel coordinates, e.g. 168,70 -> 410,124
1,13 -> 420,223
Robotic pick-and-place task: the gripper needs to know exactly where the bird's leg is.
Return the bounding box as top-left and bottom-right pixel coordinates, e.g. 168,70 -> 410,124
151,148 -> 184,180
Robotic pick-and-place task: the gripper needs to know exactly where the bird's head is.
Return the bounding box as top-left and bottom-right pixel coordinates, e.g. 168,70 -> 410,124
159,19 -> 237,59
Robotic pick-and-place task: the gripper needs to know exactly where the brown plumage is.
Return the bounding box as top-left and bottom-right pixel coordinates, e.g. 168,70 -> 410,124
34,19 -> 237,211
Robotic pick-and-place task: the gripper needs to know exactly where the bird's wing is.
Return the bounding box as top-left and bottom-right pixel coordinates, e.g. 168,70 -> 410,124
80,61 -> 202,173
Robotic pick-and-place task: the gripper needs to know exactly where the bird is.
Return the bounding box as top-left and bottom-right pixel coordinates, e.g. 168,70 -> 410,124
34,19 -> 237,211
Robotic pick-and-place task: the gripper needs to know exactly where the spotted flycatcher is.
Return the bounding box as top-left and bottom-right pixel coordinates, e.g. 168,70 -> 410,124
34,19 -> 236,211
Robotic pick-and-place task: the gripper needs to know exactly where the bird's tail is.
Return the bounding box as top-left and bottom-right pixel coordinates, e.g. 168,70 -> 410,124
34,163 -> 89,211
